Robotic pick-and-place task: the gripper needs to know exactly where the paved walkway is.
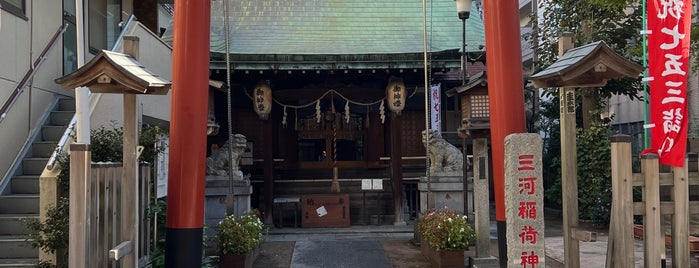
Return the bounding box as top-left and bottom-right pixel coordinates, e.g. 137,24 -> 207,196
243,218 -> 697,268
291,240 -> 392,268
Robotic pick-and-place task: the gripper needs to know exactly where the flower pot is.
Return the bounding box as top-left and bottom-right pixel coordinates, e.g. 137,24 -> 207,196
219,247 -> 260,268
420,237 -> 465,268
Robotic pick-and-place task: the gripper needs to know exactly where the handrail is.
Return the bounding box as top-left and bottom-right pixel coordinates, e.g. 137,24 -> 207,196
0,23 -> 68,124
46,15 -> 138,170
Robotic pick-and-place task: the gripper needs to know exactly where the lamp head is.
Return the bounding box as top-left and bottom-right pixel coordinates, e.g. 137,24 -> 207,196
455,0 -> 473,20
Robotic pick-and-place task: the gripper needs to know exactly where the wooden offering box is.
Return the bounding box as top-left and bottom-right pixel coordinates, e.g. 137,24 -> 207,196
301,194 -> 350,228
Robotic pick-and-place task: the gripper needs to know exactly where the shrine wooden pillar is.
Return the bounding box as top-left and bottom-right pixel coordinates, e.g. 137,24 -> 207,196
263,116 -> 275,225
390,112 -> 405,225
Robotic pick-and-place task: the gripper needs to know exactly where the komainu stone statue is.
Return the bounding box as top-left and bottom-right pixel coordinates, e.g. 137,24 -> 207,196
206,134 -> 247,179
422,130 -> 463,174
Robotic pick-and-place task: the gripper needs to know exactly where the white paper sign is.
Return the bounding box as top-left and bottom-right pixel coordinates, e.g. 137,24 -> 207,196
316,206 -> 328,217
361,179 -> 373,190
156,136 -> 169,198
372,179 -> 383,190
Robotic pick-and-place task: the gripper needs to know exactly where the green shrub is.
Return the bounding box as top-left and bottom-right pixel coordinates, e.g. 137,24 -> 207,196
544,122 -> 612,226
25,124 -> 166,268
216,210 -> 267,255
576,124 -> 612,225
418,209 -> 475,251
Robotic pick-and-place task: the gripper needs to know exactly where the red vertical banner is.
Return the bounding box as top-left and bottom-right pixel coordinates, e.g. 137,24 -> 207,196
646,0 -> 692,167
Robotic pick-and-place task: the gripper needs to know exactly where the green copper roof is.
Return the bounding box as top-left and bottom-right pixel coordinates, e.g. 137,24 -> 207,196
164,0 -> 486,56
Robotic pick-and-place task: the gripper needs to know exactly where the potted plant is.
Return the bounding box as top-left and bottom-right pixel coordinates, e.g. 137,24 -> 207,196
216,209 -> 267,268
418,208 -> 476,268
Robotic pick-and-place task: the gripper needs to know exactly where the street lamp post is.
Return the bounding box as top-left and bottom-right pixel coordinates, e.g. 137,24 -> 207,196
455,0 -> 472,86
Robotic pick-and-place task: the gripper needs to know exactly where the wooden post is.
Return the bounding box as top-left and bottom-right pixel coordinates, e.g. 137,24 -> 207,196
122,92 -> 138,267
390,112 -> 405,225
68,144 -> 91,268
671,154 -> 691,268
607,135 -> 634,268
557,30 -> 580,268
39,168 -> 61,265
263,116 -> 275,225
560,85 -> 580,268
641,153 -> 662,267
122,36 -> 140,268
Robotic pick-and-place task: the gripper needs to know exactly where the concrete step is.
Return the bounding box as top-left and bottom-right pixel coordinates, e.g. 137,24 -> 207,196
49,110 -> 73,126
31,142 -> 56,159
0,236 -> 37,259
20,158 -> 47,176
0,258 -> 37,267
10,176 -> 38,195
0,215 -> 36,235
57,98 -> 75,112
0,195 -> 39,214
40,126 -> 65,142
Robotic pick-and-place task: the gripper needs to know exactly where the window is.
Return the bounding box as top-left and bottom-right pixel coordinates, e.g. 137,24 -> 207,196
63,0 -> 77,74
1,0 -> 26,19
88,0 -> 122,52
470,95 -> 490,118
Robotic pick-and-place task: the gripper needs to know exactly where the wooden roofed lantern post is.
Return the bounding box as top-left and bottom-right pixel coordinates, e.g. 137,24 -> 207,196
530,33 -> 643,268
446,70 -> 497,266
55,36 -> 170,268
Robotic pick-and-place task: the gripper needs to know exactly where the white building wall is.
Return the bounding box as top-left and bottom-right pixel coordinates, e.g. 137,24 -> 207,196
0,1 -> 66,181
89,21 -> 172,130
608,94 -> 644,125
0,1 -> 174,184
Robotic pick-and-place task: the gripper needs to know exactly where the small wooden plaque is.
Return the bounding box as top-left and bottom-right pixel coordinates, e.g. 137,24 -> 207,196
301,194 -> 350,228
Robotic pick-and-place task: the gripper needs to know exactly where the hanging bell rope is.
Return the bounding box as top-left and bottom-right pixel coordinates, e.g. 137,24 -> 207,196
330,93 -> 341,192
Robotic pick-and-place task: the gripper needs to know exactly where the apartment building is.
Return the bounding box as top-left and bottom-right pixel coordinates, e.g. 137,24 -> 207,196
0,1 -> 172,265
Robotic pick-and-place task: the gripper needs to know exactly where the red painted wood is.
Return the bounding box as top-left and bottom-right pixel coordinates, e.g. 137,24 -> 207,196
483,0 -> 526,222
167,0 -> 211,228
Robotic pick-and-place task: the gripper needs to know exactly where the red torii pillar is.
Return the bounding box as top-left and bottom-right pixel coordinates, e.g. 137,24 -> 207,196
483,0 -> 526,265
165,0 -> 211,267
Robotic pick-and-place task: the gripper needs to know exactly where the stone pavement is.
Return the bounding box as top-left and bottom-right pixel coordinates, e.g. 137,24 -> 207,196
291,240 -> 392,268
238,217 -> 695,267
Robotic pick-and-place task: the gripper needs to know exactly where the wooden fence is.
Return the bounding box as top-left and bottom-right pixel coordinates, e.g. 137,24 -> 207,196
39,163 -> 153,267
87,163 -> 153,267
608,135 -> 697,268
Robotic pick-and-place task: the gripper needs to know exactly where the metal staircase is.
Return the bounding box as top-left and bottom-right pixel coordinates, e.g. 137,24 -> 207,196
0,98 -> 75,267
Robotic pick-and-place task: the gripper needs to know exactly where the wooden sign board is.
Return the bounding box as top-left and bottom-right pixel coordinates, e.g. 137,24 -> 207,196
301,194 -> 350,228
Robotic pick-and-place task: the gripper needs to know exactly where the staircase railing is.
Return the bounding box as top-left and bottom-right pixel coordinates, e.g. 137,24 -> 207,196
45,15 -> 137,170
0,23 -> 68,124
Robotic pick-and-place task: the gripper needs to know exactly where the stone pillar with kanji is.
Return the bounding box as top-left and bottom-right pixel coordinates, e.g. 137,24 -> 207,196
504,133 -> 545,268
